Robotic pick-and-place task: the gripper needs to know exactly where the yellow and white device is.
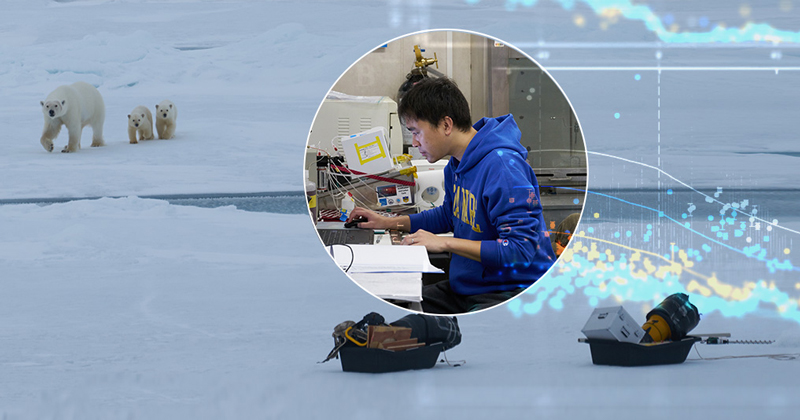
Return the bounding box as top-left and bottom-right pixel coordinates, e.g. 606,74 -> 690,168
341,127 -> 394,175
411,159 -> 447,211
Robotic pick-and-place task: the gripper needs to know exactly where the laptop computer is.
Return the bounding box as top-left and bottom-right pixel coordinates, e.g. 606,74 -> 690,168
316,222 -> 374,246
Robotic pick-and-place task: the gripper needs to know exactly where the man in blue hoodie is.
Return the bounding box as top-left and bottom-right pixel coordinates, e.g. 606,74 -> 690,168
348,77 -> 555,314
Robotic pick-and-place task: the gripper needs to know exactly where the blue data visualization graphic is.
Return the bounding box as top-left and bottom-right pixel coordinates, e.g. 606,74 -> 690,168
488,0 -> 800,44
457,1 -> 800,324
512,153 -> 799,325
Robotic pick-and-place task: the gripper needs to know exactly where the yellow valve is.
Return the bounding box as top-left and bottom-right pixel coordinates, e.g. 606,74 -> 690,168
414,45 -> 438,70
398,166 -> 418,179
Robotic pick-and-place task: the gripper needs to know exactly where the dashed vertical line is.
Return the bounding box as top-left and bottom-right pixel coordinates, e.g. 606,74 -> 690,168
657,50 -> 662,250
656,50 -> 662,180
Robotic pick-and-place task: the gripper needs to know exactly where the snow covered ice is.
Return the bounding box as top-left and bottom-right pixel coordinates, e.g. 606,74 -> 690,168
1,0 -> 799,418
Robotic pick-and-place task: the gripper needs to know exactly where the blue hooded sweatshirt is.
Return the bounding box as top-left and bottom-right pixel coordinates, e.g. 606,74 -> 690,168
408,114 -> 555,295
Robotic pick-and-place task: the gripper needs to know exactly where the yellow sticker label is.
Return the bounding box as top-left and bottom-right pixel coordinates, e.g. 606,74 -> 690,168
307,194 -> 316,209
355,136 -> 387,165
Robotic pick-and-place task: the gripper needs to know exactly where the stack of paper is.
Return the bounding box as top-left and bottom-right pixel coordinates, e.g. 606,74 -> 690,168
349,272 -> 423,302
329,244 -> 443,303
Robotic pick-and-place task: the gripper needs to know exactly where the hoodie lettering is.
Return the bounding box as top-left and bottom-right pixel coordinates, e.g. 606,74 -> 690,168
452,185 -> 482,233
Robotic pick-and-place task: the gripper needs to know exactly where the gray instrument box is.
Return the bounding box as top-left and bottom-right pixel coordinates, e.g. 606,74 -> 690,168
581,306 -> 646,344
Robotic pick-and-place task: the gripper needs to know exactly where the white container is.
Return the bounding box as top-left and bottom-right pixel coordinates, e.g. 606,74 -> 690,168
340,191 -> 356,221
341,127 -> 394,175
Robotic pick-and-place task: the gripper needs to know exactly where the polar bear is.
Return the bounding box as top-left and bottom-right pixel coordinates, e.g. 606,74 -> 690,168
127,105 -> 154,144
40,81 -> 105,153
155,99 -> 177,139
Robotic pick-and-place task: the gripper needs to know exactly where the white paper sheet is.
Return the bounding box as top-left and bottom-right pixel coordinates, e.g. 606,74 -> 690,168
329,244 -> 444,273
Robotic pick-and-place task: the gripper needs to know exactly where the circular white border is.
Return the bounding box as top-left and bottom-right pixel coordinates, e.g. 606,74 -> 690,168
302,28 -> 590,317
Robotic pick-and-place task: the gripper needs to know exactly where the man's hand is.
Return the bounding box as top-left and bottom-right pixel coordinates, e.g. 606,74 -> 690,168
403,229 -> 482,262
401,229 -> 448,252
348,207 -> 410,231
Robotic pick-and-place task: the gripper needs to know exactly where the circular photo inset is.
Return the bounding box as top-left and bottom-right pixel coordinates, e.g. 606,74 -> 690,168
304,30 -> 587,315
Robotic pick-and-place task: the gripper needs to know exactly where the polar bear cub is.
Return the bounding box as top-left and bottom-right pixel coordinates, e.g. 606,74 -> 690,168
40,81 -> 105,153
155,100 -> 177,139
128,105 -> 154,144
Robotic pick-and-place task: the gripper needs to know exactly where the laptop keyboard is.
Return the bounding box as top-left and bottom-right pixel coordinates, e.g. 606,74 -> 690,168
319,229 -> 346,245
318,229 -> 373,246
